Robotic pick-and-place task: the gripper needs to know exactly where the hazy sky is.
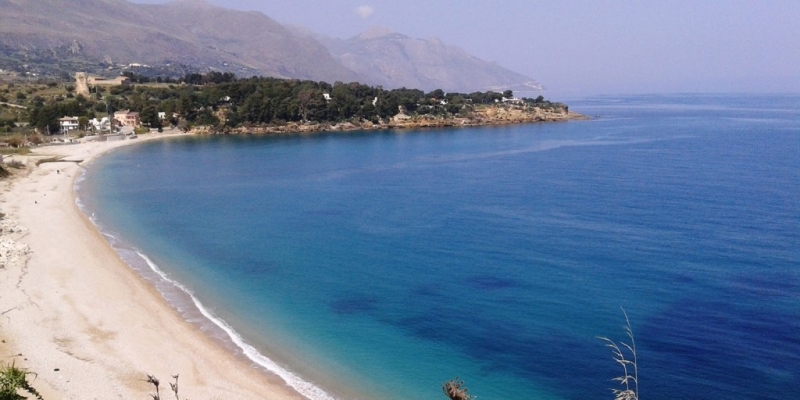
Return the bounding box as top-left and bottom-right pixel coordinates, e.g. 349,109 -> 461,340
132,0 -> 800,96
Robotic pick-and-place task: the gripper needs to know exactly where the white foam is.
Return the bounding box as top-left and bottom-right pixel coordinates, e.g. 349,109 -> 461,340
136,252 -> 339,400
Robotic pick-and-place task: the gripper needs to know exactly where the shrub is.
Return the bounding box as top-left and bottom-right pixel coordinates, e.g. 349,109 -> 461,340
5,135 -> 23,148
0,361 -> 43,400
6,160 -> 26,169
442,377 -> 472,400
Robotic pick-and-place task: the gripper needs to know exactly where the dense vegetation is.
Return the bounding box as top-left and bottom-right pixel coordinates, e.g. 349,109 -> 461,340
6,73 -> 567,134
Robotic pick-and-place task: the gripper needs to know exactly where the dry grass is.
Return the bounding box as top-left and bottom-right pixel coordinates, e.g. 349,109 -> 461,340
598,308 -> 639,400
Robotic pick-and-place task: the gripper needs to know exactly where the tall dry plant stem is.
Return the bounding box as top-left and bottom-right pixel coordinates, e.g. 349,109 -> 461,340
598,308 -> 639,400
146,374 -> 161,400
147,374 -> 183,400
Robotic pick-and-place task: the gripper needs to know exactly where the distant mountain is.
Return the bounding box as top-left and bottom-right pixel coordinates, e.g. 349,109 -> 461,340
301,26 -> 543,93
0,0 -> 542,93
0,0 -> 359,82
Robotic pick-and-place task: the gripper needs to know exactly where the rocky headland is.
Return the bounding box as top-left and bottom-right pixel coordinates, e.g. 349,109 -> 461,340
192,105 -> 588,135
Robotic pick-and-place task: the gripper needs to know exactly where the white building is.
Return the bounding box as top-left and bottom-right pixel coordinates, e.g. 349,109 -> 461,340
90,117 -> 112,132
59,116 -> 80,131
502,97 -> 524,104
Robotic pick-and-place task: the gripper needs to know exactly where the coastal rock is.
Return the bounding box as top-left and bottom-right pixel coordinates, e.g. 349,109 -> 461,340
1,218 -> 25,235
0,238 -> 30,269
0,219 -> 30,269
199,105 -> 588,136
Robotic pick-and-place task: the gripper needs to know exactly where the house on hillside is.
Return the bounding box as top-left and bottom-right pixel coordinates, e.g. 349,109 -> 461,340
501,97 -> 523,105
90,117 -> 112,133
59,116 -> 80,132
114,110 -> 140,127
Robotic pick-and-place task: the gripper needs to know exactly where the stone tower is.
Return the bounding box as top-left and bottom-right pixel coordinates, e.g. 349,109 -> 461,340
75,72 -> 90,96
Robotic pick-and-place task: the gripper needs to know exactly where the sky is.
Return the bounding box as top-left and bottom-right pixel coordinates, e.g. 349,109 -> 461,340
132,0 -> 800,96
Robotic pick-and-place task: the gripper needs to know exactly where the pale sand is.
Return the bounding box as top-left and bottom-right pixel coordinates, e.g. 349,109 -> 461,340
0,132 -> 305,399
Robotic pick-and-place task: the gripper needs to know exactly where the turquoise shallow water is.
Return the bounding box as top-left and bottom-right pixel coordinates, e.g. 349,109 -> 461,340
79,94 -> 800,400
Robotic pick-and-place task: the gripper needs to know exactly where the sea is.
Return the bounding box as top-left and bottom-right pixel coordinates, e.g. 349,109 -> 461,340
77,94 -> 800,400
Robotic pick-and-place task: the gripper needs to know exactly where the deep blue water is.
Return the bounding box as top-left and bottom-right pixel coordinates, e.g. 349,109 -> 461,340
80,94 -> 800,400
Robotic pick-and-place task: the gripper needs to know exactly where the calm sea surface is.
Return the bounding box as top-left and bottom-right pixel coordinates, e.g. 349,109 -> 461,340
79,94 -> 800,400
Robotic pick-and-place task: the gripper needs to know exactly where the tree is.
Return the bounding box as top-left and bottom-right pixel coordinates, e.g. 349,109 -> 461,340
426,89 -> 445,99
183,73 -> 203,85
28,106 -> 59,134
78,116 -> 89,131
359,102 -> 378,121
446,104 -> 461,114
194,108 -> 218,126
503,89 -> 514,98
140,106 -> 160,128
297,89 -> 316,121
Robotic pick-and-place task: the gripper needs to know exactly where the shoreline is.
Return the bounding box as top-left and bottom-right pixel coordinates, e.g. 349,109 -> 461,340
190,109 -> 589,135
0,116 -> 590,399
0,131 -> 310,399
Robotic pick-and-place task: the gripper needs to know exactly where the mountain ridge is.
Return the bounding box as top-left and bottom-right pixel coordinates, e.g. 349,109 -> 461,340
0,0 -> 542,93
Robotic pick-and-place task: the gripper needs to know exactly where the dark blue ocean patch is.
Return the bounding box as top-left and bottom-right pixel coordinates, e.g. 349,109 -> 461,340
454,324 -> 614,400
670,271 -> 697,284
387,306 -> 614,400
394,315 -> 450,342
304,209 -> 346,217
411,284 -> 444,297
731,271 -> 799,298
640,297 -> 800,400
330,295 -> 379,315
465,275 -> 519,291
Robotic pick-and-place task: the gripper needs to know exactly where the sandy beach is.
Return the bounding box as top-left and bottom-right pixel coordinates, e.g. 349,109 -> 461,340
0,132 -> 305,399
